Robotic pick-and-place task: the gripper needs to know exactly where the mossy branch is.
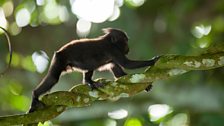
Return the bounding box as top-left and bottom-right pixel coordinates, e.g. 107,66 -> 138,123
0,45 -> 224,126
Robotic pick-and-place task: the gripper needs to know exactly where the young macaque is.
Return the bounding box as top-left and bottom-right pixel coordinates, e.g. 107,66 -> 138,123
29,28 -> 160,112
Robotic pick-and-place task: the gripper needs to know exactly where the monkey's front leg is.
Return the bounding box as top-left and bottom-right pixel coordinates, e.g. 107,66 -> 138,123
111,64 -> 153,92
83,71 -> 104,90
111,64 -> 127,78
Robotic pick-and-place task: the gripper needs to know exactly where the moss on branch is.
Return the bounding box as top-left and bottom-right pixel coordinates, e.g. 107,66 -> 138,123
0,45 -> 224,126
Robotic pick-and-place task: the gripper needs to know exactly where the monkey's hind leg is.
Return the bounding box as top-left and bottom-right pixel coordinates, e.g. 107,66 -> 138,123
28,53 -> 64,113
28,97 -> 46,113
145,83 -> 153,92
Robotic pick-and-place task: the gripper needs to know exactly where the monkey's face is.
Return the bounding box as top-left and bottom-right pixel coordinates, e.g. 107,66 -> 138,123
103,28 -> 130,54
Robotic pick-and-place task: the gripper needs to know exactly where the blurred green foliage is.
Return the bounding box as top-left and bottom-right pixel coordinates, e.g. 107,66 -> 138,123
0,0 -> 224,126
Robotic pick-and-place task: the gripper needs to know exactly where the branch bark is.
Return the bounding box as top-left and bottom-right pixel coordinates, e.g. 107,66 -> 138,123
0,45 -> 224,126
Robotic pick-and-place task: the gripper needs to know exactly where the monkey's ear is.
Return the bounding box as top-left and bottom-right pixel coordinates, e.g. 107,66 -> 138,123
102,28 -> 118,43
102,28 -> 112,34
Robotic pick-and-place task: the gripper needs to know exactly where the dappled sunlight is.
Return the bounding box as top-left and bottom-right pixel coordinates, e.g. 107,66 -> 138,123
58,6 -> 69,22
71,0 -> 115,23
196,37 -> 211,48
43,0 -> 69,22
108,5 -> 120,21
71,0 -> 123,36
15,8 -> 31,27
41,0 -> 69,24
36,0 -> 45,6
192,24 -> 212,48
76,19 -> 92,37
9,22 -> 21,35
105,119 -> 117,126
44,0 -> 60,20
0,8 -> 8,30
108,109 -> 128,119
1,1 -> 14,17
1,1 -> 224,125
14,0 -> 70,27
14,1 -> 36,27
124,118 -> 142,126
0,1 -> 13,33
0,0 -> 146,36
32,51 -> 49,73
148,104 -> 173,122
125,0 -> 145,7
192,24 -> 211,38
160,113 -> 189,126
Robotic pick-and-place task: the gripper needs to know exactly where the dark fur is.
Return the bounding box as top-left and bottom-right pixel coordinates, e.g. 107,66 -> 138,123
29,28 -> 159,113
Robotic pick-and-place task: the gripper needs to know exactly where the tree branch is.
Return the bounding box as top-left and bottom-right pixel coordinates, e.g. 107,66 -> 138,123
0,45 -> 224,125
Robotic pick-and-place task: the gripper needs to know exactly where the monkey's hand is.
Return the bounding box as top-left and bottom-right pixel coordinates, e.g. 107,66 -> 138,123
28,98 -> 46,113
151,55 -> 161,65
87,81 -> 104,90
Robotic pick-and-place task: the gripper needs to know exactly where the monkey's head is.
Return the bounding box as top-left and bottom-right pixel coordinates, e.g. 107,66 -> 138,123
103,28 -> 129,55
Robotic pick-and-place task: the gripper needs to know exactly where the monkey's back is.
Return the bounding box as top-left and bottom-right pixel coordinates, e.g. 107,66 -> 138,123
56,39 -> 112,70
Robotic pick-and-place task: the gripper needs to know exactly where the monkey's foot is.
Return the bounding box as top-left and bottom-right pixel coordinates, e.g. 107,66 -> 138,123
28,98 -> 46,113
145,84 -> 153,92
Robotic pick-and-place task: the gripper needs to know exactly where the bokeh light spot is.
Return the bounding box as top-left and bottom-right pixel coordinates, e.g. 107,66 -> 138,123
10,22 -> 22,36
161,113 -> 189,126
44,0 -> 59,19
148,104 -> 173,122
36,0 -> 45,6
32,51 -> 49,73
196,37 -> 211,48
124,118 -> 142,126
192,24 -> 211,38
116,0 -> 124,7
105,119 -> 117,126
109,5 -> 120,21
15,8 -> 31,27
2,1 -> 14,17
0,8 -> 8,30
76,19 -> 92,37
71,0 -> 114,23
108,109 -> 128,119
59,6 -> 69,22
126,0 -> 145,7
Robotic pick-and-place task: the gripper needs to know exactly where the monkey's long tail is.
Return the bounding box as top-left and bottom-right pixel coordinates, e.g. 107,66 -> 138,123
0,26 -> 12,76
